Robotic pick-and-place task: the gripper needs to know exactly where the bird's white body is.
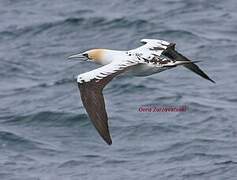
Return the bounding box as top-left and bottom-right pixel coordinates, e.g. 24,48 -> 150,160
76,39 -> 181,83
68,39 -> 214,145
93,49 -> 167,76
126,63 -> 169,76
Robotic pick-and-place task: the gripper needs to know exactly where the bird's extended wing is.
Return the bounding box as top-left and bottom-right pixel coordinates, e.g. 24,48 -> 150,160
139,39 -> 171,52
162,44 -> 215,83
139,39 -> 215,83
77,60 -> 139,145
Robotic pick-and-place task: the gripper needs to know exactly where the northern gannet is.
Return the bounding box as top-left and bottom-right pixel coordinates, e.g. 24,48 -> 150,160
68,39 -> 215,145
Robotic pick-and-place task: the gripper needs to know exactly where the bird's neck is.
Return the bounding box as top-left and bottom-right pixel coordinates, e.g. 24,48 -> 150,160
99,49 -> 126,65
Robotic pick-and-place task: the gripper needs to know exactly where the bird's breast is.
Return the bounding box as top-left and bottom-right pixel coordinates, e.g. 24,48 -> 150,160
126,64 -> 169,76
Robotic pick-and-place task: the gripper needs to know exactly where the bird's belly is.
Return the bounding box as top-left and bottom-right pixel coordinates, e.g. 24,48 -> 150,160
126,64 -> 169,77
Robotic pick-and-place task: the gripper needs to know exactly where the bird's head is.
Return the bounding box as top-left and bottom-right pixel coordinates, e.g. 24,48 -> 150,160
68,49 -> 107,64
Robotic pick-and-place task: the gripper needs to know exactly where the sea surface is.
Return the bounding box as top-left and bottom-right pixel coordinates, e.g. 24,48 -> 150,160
1,0 -> 237,179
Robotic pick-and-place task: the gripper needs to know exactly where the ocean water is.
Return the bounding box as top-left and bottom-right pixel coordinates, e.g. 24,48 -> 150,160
1,0 -> 237,179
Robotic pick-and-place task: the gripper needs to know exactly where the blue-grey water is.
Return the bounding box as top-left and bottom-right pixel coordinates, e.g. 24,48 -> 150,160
1,0 -> 237,179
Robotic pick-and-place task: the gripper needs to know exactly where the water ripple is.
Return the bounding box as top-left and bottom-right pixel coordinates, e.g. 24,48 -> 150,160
2,111 -> 88,127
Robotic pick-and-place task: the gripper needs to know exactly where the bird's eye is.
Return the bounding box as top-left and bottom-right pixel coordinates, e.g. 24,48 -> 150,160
82,53 -> 89,59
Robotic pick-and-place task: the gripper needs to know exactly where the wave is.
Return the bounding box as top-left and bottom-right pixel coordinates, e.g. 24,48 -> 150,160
106,81 -> 156,96
115,122 -> 185,139
111,83 -> 152,93
37,78 -> 75,88
58,160 -> 84,168
0,16 -> 151,40
215,160 -> 237,165
146,29 -> 201,40
2,111 -> 88,127
0,130 -> 64,155
0,77 -> 75,99
0,130 -> 43,150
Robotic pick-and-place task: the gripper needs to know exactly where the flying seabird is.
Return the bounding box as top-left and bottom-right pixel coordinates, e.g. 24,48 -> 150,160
68,39 -> 215,145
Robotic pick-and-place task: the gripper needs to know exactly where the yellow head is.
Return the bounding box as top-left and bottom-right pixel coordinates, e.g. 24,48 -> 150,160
85,49 -> 105,62
68,48 -> 110,65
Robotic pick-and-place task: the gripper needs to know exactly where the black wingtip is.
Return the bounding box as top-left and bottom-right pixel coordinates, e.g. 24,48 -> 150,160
197,72 -> 216,84
103,136 -> 112,145
99,128 -> 112,145
192,60 -> 202,64
161,43 -> 215,84
208,78 -> 216,84
182,62 -> 216,84
107,140 -> 112,145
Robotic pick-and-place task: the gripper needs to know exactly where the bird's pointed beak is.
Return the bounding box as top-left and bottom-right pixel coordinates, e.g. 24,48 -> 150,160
67,53 -> 89,60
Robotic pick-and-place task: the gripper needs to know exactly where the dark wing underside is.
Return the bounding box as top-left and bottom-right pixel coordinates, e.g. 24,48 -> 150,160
78,75 -> 114,145
77,61 -> 139,145
162,44 -> 215,83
